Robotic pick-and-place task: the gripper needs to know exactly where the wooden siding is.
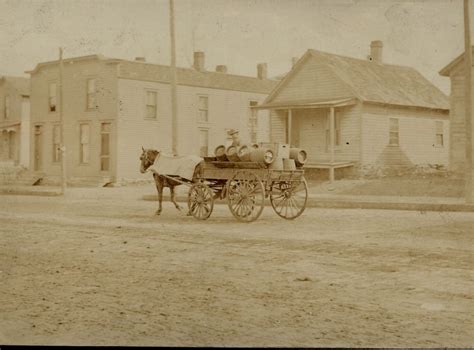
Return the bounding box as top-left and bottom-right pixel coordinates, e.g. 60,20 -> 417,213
270,110 -> 287,143
0,80 -> 28,163
297,105 -> 361,163
29,60 -> 119,181
0,80 -> 24,123
448,72 -> 471,172
269,104 -> 361,163
361,104 -> 449,167
269,57 -> 354,104
116,78 -> 270,180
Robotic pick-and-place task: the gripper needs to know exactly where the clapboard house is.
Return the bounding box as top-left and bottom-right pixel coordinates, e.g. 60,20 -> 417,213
257,41 -> 450,180
27,53 -> 277,185
0,76 -> 30,167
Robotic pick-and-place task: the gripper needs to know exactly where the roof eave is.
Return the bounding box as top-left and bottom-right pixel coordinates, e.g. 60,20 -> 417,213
27,54 -> 106,75
363,100 -> 449,113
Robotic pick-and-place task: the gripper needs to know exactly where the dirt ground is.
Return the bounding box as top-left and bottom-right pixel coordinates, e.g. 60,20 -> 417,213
0,188 -> 473,347
308,175 -> 464,198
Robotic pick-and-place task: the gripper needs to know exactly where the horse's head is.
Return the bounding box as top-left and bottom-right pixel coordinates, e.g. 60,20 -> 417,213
140,146 -> 160,173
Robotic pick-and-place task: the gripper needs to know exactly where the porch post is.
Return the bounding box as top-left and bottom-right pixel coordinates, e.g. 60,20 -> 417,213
329,107 -> 335,183
287,108 -> 292,145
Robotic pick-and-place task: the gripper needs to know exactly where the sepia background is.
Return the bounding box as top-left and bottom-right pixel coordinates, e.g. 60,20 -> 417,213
0,0 -> 470,94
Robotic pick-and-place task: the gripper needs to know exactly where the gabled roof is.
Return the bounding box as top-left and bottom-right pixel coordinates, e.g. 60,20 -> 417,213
439,46 -> 474,76
26,54 -> 278,95
265,49 -> 449,111
112,59 -> 278,94
0,76 -> 30,96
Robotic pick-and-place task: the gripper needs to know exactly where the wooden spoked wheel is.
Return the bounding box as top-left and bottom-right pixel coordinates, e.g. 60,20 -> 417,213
270,177 -> 308,220
187,183 -> 214,220
226,171 -> 265,222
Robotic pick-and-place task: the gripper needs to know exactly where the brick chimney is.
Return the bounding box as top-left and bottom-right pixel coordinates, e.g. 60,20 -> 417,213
292,57 -> 299,67
193,51 -> 205,72
135,57 -> 146,62
369,41 -> 383,63
257,63 -> 267,79
216,65 -> 228,73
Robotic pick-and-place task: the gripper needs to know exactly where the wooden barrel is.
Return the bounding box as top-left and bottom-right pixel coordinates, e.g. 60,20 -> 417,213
283,158 -> 296,170
225,145 -> 240,162
289,148 -> 307,167
237,145 -> 252,162
214,145 -> 228,161
249,148 -> 275,165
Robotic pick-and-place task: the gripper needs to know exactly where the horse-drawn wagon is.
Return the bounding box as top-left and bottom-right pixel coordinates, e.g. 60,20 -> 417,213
140,143 -> 308,222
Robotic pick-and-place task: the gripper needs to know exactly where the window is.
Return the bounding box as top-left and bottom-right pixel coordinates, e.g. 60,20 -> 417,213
198,95 -> 209,122
248,101 -> 258,143
435,121 -> 444,147
146,91 -> 157,119
4,95 -> 10,119
49,83 -> 57,112
325,112 -> 341,151
389,118 -> 399,146
199,129 -> 209,157
100,123 -> 111,171
87,79 -> 97,110
79,123 -> 90,164
52,125 -> 61,163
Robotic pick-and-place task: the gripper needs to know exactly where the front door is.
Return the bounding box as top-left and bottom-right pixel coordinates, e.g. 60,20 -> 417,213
34,125 -> 43,171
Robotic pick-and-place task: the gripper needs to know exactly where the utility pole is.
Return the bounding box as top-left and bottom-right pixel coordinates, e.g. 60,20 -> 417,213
59,47 -> 67,195
169,0 -> 178,156
464,0 -> 473,203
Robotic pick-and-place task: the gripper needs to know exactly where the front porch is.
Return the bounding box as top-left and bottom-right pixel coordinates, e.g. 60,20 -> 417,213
256,97 -> 358,182
0,121 -> 20,164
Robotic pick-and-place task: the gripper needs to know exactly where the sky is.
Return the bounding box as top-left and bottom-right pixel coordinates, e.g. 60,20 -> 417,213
0,0 -> 470,94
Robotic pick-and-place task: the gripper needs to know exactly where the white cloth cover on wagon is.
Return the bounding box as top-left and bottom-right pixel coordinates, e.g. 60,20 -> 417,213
149,153 -> 203,181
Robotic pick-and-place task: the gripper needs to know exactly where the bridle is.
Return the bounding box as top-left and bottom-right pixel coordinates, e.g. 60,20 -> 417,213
140,149 -> 158,173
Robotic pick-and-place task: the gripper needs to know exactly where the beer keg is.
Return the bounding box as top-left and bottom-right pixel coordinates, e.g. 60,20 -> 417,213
249,148 -> 275,165
225,145 -> 241,162
237,145 -> 252,162
289,148 -> 307,167
214,145 -> 228,161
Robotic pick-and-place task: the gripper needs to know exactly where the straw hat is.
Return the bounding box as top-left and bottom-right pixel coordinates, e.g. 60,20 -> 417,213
227,128 -> 239,136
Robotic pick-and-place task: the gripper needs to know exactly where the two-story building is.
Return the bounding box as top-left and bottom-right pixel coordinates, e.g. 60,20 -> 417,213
26,52 -> 277,185
0,76 -> 30,168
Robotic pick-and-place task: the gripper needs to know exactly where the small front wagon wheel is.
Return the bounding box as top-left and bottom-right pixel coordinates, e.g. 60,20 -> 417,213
270,177 -> 308,220
227,170 -> 265,222
188,183 -> 214,220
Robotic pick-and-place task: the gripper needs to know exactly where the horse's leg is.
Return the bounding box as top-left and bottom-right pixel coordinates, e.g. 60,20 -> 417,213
170,186 -> 182,211
154,174 -> 163,215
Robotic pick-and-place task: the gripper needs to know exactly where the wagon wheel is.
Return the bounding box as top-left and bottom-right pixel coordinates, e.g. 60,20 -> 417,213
226,170 -> 265,222
270,177 -> 308,220
187,183 -> 214,220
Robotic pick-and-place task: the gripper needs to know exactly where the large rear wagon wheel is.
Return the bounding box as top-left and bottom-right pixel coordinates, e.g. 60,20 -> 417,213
227,171 -> 265,222
188,183 -> 214,220
270,177 -> 308,220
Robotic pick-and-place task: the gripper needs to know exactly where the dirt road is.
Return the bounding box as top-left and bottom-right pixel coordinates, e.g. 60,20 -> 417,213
0,190 -> 473,347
